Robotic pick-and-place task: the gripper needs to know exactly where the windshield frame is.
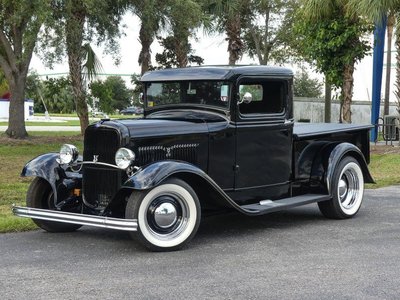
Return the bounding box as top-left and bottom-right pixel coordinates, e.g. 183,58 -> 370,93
143,80 -> 232,111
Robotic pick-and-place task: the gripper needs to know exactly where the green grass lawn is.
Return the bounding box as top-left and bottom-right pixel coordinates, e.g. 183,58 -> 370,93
0,134 -> 399,233
0,132 -> 83,232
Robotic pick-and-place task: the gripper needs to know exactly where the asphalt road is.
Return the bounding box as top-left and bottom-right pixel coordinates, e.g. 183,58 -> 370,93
1,186 -> 399,299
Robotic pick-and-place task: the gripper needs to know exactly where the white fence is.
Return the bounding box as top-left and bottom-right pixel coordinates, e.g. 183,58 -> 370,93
294,97 -> 399,124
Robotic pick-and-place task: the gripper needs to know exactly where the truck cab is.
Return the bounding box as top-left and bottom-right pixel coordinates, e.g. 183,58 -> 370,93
14,66 -> 374,251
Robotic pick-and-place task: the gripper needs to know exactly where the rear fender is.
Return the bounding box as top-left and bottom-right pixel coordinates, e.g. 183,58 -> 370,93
325,143 -> 374,193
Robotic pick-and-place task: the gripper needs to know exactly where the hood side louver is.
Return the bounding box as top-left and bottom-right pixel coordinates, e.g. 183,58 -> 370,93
138,144 -> 199,166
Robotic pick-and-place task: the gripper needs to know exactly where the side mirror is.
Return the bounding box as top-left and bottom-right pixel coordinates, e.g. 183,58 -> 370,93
238,92 -> 253,105
139,92 -> 144,105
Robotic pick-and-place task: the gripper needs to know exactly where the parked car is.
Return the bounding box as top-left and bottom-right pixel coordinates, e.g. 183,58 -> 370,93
135,107 -> 144,115
120,106 -> 138,115
91,111 -> 108,118
13,66 -> 374,251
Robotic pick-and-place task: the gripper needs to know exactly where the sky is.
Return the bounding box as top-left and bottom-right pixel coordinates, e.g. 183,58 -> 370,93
30,11 -> 397,103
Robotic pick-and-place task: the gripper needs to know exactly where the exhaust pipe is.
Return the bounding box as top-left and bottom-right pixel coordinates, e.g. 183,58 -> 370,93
12,206 -> 137,231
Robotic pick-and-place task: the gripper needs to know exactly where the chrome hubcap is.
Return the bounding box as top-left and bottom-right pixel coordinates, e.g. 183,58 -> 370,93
154,202 -> 177,228
146,194 -> 187,236
338,168 -> 360,209
338,178 -> 348,199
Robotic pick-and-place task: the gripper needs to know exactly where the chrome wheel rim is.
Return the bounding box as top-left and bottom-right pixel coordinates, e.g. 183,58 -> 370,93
144,192 -> 190,240
137,183 -> 198,248
337,162 -> 364,215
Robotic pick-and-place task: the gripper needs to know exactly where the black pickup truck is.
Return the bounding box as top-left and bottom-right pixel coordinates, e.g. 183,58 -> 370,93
13,66 -> 373,251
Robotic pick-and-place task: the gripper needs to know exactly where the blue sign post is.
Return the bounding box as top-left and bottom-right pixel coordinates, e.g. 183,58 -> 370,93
371,18 -> 387,142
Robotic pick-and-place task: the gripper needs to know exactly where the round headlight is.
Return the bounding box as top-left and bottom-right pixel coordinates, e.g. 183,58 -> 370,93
59,144 -> 78,164
115,148 -> 135,169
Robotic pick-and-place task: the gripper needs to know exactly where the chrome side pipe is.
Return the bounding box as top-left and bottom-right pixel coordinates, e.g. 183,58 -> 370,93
12,206 -> 138,231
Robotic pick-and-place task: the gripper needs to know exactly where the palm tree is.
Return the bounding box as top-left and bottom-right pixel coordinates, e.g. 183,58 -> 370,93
65,1 -> 90,133
208,0 -> 250,65
61,0 -> 124,134
131,0 -> 165,75
164,0 -> 204,68
349,1 -> 400,116
384,13 -> 395,116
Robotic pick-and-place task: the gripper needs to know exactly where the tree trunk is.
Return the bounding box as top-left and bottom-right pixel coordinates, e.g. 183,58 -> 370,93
175,37 -> 189,68
341,64 -> 355,123
384,14 -> 394,116
66,2 -> 89,135
226,15 -> 243,65
324,79 -> 331,123
6,76 -> 28,138
138,22 -> 153,75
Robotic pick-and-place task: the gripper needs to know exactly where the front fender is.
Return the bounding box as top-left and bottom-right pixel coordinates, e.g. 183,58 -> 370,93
121,161 -> 249,214
21,153 -> 62,202
123,161 -> 209,190
326,143 -> 374,193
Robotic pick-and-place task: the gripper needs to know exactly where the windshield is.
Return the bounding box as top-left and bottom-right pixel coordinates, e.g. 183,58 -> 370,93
145,81 -> 230,109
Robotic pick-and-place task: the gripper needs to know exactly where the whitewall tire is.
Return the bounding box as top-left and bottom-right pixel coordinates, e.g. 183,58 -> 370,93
126,178 -> 201,251
318,156 -> 365,219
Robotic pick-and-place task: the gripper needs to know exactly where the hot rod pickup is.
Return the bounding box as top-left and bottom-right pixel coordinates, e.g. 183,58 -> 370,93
13,66 -> 373,251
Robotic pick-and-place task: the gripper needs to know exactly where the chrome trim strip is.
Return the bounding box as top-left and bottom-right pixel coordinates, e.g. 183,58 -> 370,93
12,206 -> 138,231
73,161 -> 122,169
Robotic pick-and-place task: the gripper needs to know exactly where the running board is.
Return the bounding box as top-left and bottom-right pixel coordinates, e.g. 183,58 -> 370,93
12,206 -> 138,231
240,194 -> 331,215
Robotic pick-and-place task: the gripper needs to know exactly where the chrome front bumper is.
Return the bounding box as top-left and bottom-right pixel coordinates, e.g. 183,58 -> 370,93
12,206 -> 138,231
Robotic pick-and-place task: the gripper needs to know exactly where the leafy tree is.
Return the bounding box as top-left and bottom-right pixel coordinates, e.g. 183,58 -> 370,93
0,0 -> 50,138
243,0 -> 299,65
155,36 -> 204,69
25,72 -> 45,112
26,74 -> 75,114
294,1 -> 372,123
130,74 -> 145,107
40,0 -> 127,134
90,76 -> 131,113
90,80 -> 113,113
43,77 -> 75,113
293,68 -> 323,98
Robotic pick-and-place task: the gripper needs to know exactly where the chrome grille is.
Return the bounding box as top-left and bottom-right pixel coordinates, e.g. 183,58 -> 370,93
83,127 -> 122,208
138,144 -> 199,166
83,127 -> 120,164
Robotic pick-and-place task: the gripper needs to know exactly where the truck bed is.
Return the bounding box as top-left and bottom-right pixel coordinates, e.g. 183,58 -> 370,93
293,123 -> 373,140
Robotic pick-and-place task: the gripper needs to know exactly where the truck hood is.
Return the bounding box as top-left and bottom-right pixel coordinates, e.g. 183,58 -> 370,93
114,110 -> 229,139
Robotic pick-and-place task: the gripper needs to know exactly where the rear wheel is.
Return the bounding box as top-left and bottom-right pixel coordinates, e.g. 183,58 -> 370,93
318,156 -> 364,219
27,177 -> 82,232
126,178 -> 201,251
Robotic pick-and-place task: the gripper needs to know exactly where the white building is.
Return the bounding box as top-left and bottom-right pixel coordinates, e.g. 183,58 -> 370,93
0,99 -> 34,120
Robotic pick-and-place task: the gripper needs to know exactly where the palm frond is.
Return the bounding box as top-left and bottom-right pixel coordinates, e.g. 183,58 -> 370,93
347,0 -> 397,24
301,0 -> 336,19
81,43 -> 103,82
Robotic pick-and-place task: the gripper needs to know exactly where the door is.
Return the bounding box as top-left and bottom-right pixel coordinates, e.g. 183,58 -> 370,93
235,78 -> 293,191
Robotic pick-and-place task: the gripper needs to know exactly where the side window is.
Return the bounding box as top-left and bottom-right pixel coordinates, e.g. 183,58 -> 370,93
239,80 -> 285,115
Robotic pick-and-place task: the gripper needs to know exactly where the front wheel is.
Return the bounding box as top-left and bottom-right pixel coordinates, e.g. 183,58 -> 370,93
27,177 -> 82,232
318,156 -> 365,219
126,178 -> 201,251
